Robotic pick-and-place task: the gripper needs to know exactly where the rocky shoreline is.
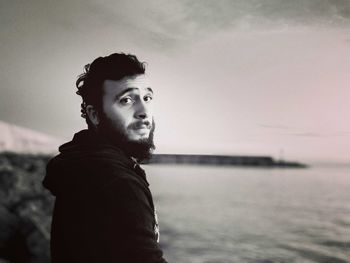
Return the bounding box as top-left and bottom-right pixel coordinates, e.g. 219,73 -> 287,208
0,152 -> 53,263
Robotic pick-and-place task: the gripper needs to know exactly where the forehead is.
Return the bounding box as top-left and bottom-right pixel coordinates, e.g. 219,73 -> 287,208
103,74 -> 152,95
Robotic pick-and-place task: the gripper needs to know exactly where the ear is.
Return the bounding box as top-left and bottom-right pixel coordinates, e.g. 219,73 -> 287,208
85,105 -> 100,126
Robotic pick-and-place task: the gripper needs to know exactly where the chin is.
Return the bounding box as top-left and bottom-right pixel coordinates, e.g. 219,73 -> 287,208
98,116 -> 156,161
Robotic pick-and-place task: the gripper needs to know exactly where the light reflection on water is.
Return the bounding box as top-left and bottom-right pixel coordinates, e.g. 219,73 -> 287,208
144,165 -> 350,263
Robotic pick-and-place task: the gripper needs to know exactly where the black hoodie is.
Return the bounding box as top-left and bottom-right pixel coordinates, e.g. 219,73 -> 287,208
43,130 -> 166,263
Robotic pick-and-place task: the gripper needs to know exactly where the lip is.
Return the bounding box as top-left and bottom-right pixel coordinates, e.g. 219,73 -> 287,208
132,121 -> 151,130
135,124 -> 150,129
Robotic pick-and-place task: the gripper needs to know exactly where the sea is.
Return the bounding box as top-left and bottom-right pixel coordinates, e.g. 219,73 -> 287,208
144,164 -> 350,263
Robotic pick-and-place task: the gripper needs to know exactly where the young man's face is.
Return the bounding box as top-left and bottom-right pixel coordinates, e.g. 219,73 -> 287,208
97,74 -> 155,160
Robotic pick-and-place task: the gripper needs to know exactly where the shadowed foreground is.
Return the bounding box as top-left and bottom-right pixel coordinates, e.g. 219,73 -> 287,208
0,152 -> 53,263
1,152 -> 347,263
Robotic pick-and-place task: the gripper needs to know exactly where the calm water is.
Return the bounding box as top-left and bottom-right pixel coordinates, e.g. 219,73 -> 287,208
144,164 -> 350,263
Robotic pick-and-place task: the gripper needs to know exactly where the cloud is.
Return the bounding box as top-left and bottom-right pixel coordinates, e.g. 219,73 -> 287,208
3,0 -> 349,52
258,123 -> 291,130
257,123 -> 350,138
181,0 -> 350,29
29,0 -> 349,51
290,132 -> 324,137
152,0 -> 350,50
290,131 -> 350,137
131,0 -> 350,48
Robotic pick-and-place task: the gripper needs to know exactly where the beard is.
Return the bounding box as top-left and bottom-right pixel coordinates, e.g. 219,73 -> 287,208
97,114 -> 155,162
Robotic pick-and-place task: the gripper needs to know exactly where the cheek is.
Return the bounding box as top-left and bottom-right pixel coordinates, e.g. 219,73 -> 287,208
107,108 -> 132,128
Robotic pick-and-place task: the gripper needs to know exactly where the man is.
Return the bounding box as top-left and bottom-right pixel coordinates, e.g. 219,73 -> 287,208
43,53 -> 167,262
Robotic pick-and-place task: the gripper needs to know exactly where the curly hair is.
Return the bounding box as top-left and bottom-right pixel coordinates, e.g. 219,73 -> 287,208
76,53 -> 146,127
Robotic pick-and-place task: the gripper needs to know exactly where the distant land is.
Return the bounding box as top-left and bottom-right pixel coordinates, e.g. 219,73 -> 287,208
0,120 -> 307,168
0,120 -> 62,154
147,154 -> 308,168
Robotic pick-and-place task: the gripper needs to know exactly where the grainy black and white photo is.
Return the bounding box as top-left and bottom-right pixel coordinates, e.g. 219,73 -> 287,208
0,1 -> 350,262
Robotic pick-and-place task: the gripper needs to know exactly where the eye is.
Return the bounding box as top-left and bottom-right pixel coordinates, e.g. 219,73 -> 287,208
144,95 -> 153,102
120,97 -> 134,105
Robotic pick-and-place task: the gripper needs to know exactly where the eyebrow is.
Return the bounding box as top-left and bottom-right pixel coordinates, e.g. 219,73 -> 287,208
116,87 -> 153,98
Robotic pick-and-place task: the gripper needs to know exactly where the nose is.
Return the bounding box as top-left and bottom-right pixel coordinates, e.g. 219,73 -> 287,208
134,100 -> 150,120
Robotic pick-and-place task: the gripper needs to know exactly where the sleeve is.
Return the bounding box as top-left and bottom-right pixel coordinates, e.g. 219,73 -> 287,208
94,171 -> 168,263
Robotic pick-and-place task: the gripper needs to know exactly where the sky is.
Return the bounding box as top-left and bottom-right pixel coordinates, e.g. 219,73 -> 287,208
1,0 -> 350,163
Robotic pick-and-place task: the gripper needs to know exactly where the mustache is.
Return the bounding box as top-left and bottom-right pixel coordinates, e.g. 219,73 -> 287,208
129,120 -> 152,129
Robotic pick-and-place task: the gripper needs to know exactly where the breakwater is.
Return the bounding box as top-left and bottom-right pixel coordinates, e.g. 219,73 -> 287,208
147,154 -> 307,168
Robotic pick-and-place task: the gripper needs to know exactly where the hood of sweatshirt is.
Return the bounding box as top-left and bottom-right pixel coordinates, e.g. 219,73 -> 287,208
42,129 -> 145,197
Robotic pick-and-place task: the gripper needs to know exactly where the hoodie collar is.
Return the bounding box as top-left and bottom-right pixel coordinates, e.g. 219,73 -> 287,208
60,129 -> 149,183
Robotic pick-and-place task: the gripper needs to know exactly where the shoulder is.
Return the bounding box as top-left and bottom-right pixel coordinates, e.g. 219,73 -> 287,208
47,146 -> 143,192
